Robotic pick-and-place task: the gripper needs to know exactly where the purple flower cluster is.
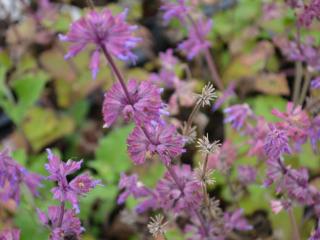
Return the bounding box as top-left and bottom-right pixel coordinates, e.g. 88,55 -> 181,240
59,9 -> 140,79
0,229 -> 20,240
37,150 -> 100,239
298,0 -> 320,27
224,104 -> 253,130
0,149 -> 42,204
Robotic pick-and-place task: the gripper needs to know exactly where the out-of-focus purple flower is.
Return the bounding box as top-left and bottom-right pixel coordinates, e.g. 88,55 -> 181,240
45,149 -> 99,213
0,150 -> 42,204
0,229 -> 20,240
224,104 -> 253,131
262,2 -> 282,20
284,168 -> 313,204
208,140 -> 237,172
270,199 -> 291,214
224,209 -> 252,232
156,165 -> 202,214
37,206 -> 83,240
150,69 -> 178,88
161,0 -> 191,24
212,82 -> 235,111
59,9 -> 140,79
309,115 -> 320,153
264,159 -> 285,192
117,173 -> 158,213
102,79 -> 164,128
298,0 -> 320,27
159,48 -> 178,69
238,165 -> 257,185
246,117 -> 269,160
264,124 -> 291,160
311,77 -> 320,89
309,225 -> 320,240
272,102 -> 310,151
127,123 -> 185,165
185,221 -> 223,240
178,18 -> 212,60
286,0 -> 302,8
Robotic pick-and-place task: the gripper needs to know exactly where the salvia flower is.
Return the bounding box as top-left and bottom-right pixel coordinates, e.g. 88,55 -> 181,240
309,224 -> 320,240
127,123 -> 185,165
37,206 -> 83,240
223,209 -> 252,232
0,149 -> 42,204
264,159 -> 285,191
46,149 -> 100,213
159,48 -> 178,70
0,229 -> 20,240
156,165 -> 202,213
270,199 -> 291,214
311,77 -> 320,89
298,0 -> 320,27
212,82 -> 235,111
195,83 -> 217,107
59,9 -> 140,79
224,104 -> 253,130
237,165 -> 257,185
178,18 -> 213,60
309,115 -> 320,153
102,79 -> 164,128
161,0 -> 191,24
264,124 -> 291,160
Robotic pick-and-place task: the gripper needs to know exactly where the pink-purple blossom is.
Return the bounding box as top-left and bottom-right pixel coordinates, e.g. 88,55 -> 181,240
102,79 -> 164,128
37,206 -> 83,240
156,165 -> 202,213
127,123 -> 185,165
264,124 -> 291,160
161,0 -> 191,24
178,18 -> 213,60
298,0 -> 320,27
0,149 -> 42,204
59,9 -> 140,79
224,104 -> 253,130
0,229 -> 20,240
238,165 -> 257,185
311,77 -> 320,89
223,209 -> 252,232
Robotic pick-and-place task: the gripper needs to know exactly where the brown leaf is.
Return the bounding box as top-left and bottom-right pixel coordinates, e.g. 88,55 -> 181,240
254,73 -> 289,96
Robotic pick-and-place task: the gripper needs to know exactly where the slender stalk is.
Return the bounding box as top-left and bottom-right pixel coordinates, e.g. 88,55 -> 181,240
201,154 -> 210,206
288,208 -> 301,240
298,70 -> 311,105
293,61 -> 303,106
56,202 -> 65,228
100,44 -> 133,104
186,103 -> 201,131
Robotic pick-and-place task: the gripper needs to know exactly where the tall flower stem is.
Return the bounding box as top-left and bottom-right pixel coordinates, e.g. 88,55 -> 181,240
288,208 -> 301,240
86,0 -> 95,9
201,154 -> 210,206
186,15 -> 224,91
298,70 -> 311,105
293,61 -> 303,106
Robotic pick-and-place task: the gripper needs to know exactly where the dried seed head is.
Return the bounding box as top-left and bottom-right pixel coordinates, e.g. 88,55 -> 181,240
196,83 -> 217,107
147,214 -> 168,237
181,122 -> 197,144
197,135 -> 221,154
194,163 -> 215,186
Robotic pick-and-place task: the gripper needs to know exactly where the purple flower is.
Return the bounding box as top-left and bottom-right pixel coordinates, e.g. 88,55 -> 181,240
45,149 -> 99,213
37,206 -> 83,240
102,79 -> 164,128
264,159 -> 284,192
212,82 -> 235,111
284,168 -> 313,204
159,48 -> 178,69
309,225 -> 320,240
238,165 -> 257,185
161,0 -> 191,24
223,209 -> 252,232
59,9 -> 140,79
0,150 -> 42,204
264,124 -> 291,160
156,165 -> 202,214
127,123 -> 185,165
224,104 -> 253,130
311,77 -> 320,89
178,18 -> 212,60
309,116 -> 320,153
117,173 -> 158,213
298,0 -> 320,27
150,69 -> 178,89
0,229 -> 20,240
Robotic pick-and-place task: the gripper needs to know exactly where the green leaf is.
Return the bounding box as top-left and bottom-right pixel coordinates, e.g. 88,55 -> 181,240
91,124 -> 134,183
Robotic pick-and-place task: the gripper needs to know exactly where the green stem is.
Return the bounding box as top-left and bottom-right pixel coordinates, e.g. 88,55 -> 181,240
293,61 -> 303,106
298,70 -> 311,105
